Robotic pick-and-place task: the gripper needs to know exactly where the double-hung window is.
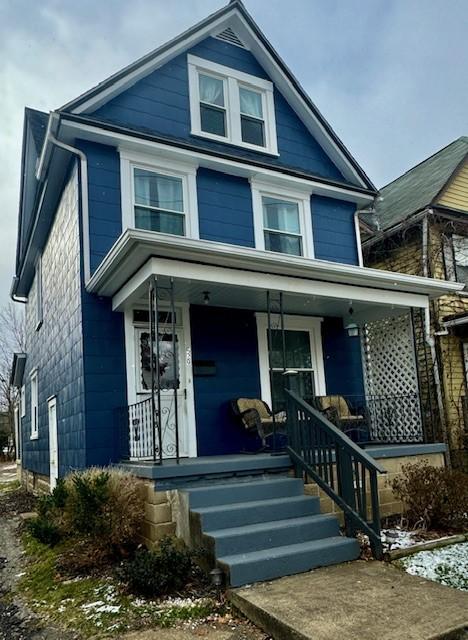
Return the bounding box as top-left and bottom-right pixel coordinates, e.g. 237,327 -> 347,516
30,369 -> 38,440
198,73 -> 227,138
120,150 -> 199,240
443,233 -> 468,287
263,196 -> 302,256
251,180 -> 314,258
188,55 -> 277,155
133,168 -> 185,236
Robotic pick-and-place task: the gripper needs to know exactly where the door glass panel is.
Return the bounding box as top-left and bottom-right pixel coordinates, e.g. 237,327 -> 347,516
139,331 -> 180,391
272,370 -> 315,412
269,330 -> 312,369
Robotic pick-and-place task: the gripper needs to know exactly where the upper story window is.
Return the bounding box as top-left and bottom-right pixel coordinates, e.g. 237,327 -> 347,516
443,233 -> 468,287
134,168 -> 185,236
263,196 -> 302,256
251,179 -> 314,258
188,55 -> 278,155
30,369 -> 38,440
120,150 -> 199,240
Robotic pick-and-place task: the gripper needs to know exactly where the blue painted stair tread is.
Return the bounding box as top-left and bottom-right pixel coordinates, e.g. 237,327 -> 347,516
183,476 -> 360,587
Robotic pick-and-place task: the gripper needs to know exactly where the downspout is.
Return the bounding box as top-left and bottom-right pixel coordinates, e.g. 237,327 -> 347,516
46,134 -> 91,285
421,212 -> 451,465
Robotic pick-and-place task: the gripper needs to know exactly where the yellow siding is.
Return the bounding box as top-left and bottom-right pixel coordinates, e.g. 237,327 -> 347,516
437,159 -> 468,212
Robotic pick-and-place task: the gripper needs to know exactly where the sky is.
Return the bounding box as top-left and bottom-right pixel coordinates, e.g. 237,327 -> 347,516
1,0 -> 467,307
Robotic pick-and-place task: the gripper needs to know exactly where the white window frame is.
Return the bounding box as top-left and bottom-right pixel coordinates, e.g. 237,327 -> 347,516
188,54 -> 278,156
251,179 -> 314,258
120,149 -> 199,239
30,369 -> 38,440
35,254 -> 43,330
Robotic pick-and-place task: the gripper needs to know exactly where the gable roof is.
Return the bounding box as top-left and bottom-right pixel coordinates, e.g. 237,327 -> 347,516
58,0 -> 374,191
368,137 -> 468,234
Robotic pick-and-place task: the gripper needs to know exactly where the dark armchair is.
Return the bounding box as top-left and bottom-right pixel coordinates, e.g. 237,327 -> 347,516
231,398 -> 286,449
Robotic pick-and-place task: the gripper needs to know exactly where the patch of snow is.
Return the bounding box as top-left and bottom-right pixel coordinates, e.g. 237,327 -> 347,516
399,542 -> 468,591
381,528 -> 419,550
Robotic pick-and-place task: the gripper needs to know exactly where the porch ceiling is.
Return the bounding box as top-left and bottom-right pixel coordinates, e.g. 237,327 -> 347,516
111,254 -> 434,324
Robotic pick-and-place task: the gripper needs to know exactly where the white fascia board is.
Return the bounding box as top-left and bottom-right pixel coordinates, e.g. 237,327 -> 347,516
89,229 -> 464,300
112,254 -> 430,312
61,119 -> 374,206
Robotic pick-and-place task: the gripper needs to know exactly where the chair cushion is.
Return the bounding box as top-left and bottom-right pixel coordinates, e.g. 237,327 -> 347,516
236,398 -> 271,420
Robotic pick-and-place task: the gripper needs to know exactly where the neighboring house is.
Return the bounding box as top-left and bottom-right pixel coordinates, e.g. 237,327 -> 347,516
362,137 -> 468,469
10,1 -> 460,585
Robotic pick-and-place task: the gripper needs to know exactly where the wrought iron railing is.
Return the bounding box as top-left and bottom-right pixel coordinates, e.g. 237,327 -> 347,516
285,389 -> 385,558
312,393 -> 424,445
117,397 -> 155,461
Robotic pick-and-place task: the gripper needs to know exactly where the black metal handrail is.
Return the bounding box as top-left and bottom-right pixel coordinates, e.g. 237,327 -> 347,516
285,389 -> 385,558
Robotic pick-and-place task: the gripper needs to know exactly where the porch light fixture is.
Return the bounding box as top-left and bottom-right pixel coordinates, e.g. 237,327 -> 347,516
345,303 -> 360,338
203,291 -> 210,305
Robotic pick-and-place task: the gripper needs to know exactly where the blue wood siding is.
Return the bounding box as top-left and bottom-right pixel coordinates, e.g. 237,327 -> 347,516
312,195 -> 358,265
93,37 -> 346,183
21,164 -> 86,477
322,317 -> 364,397
81,293 -> 127,466
76,140 -> 122,274
197,168 -> 254,246
190,305 -> 262,456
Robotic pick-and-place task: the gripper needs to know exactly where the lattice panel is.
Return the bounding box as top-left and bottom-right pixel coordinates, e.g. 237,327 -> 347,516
362,313 -> 423,442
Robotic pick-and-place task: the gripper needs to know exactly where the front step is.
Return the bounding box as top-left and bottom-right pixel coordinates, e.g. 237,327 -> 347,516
219,536 -> 360,587
183,475 -> 360,587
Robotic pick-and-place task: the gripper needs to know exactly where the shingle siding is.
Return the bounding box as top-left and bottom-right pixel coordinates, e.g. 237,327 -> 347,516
94,36 -> 345,183
22,164 -> 86,477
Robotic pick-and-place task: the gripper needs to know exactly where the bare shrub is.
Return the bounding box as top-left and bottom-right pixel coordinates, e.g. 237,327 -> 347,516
392,460 -> 468,531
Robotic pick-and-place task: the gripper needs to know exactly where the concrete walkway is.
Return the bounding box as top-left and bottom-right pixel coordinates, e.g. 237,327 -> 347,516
230,561 -> 468,640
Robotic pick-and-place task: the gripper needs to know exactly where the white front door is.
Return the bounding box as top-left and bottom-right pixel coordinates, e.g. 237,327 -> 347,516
257,314 -> 326,410
48,397 -> 58,489
134,324 -> 190,459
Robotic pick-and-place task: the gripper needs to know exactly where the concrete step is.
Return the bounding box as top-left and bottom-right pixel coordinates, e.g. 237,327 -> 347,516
183,476 -> 304,509
218,536 -> 360,587
193,495 -> 320,531
207,513 -> 340,557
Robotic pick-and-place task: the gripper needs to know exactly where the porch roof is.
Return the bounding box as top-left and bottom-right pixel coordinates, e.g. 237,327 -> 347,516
88,230 -> 463,321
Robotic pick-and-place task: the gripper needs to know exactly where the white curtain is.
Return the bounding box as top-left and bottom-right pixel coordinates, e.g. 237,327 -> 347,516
240,87 -> 263,118
134,169 -> 183,213
199,74 -> 224,106
263,197 -> 300,233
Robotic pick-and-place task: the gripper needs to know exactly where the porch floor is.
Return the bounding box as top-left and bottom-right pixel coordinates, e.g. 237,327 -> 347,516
118,443 -> 446,486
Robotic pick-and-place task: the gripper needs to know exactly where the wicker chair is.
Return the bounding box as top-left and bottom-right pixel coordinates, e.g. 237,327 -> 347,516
314,395 -> 370,442
231,398 -> 286,449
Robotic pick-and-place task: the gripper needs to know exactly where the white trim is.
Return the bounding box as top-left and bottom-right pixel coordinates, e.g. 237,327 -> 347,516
354,210 -> 364,267
119,148 -> 199,240
48,395 -> 58,489
14,404 -> 21,463
62,119 -> 374,207
112,255 -> 431,314
30,368 -> 38,440
251,178 -> 314,258
188,54 -> 278,156
90,229 -> 462,301
256,313 -> 326,408
35,254 -> 43,330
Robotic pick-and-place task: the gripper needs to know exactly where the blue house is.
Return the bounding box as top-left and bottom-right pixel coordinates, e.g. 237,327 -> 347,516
11,1 -> 459,586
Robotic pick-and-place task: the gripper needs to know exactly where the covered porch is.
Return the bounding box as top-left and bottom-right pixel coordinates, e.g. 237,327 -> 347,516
86,231 -> 461,465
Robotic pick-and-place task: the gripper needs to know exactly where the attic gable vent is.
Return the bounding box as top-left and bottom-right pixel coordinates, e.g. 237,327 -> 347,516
214,27 -> 246,49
